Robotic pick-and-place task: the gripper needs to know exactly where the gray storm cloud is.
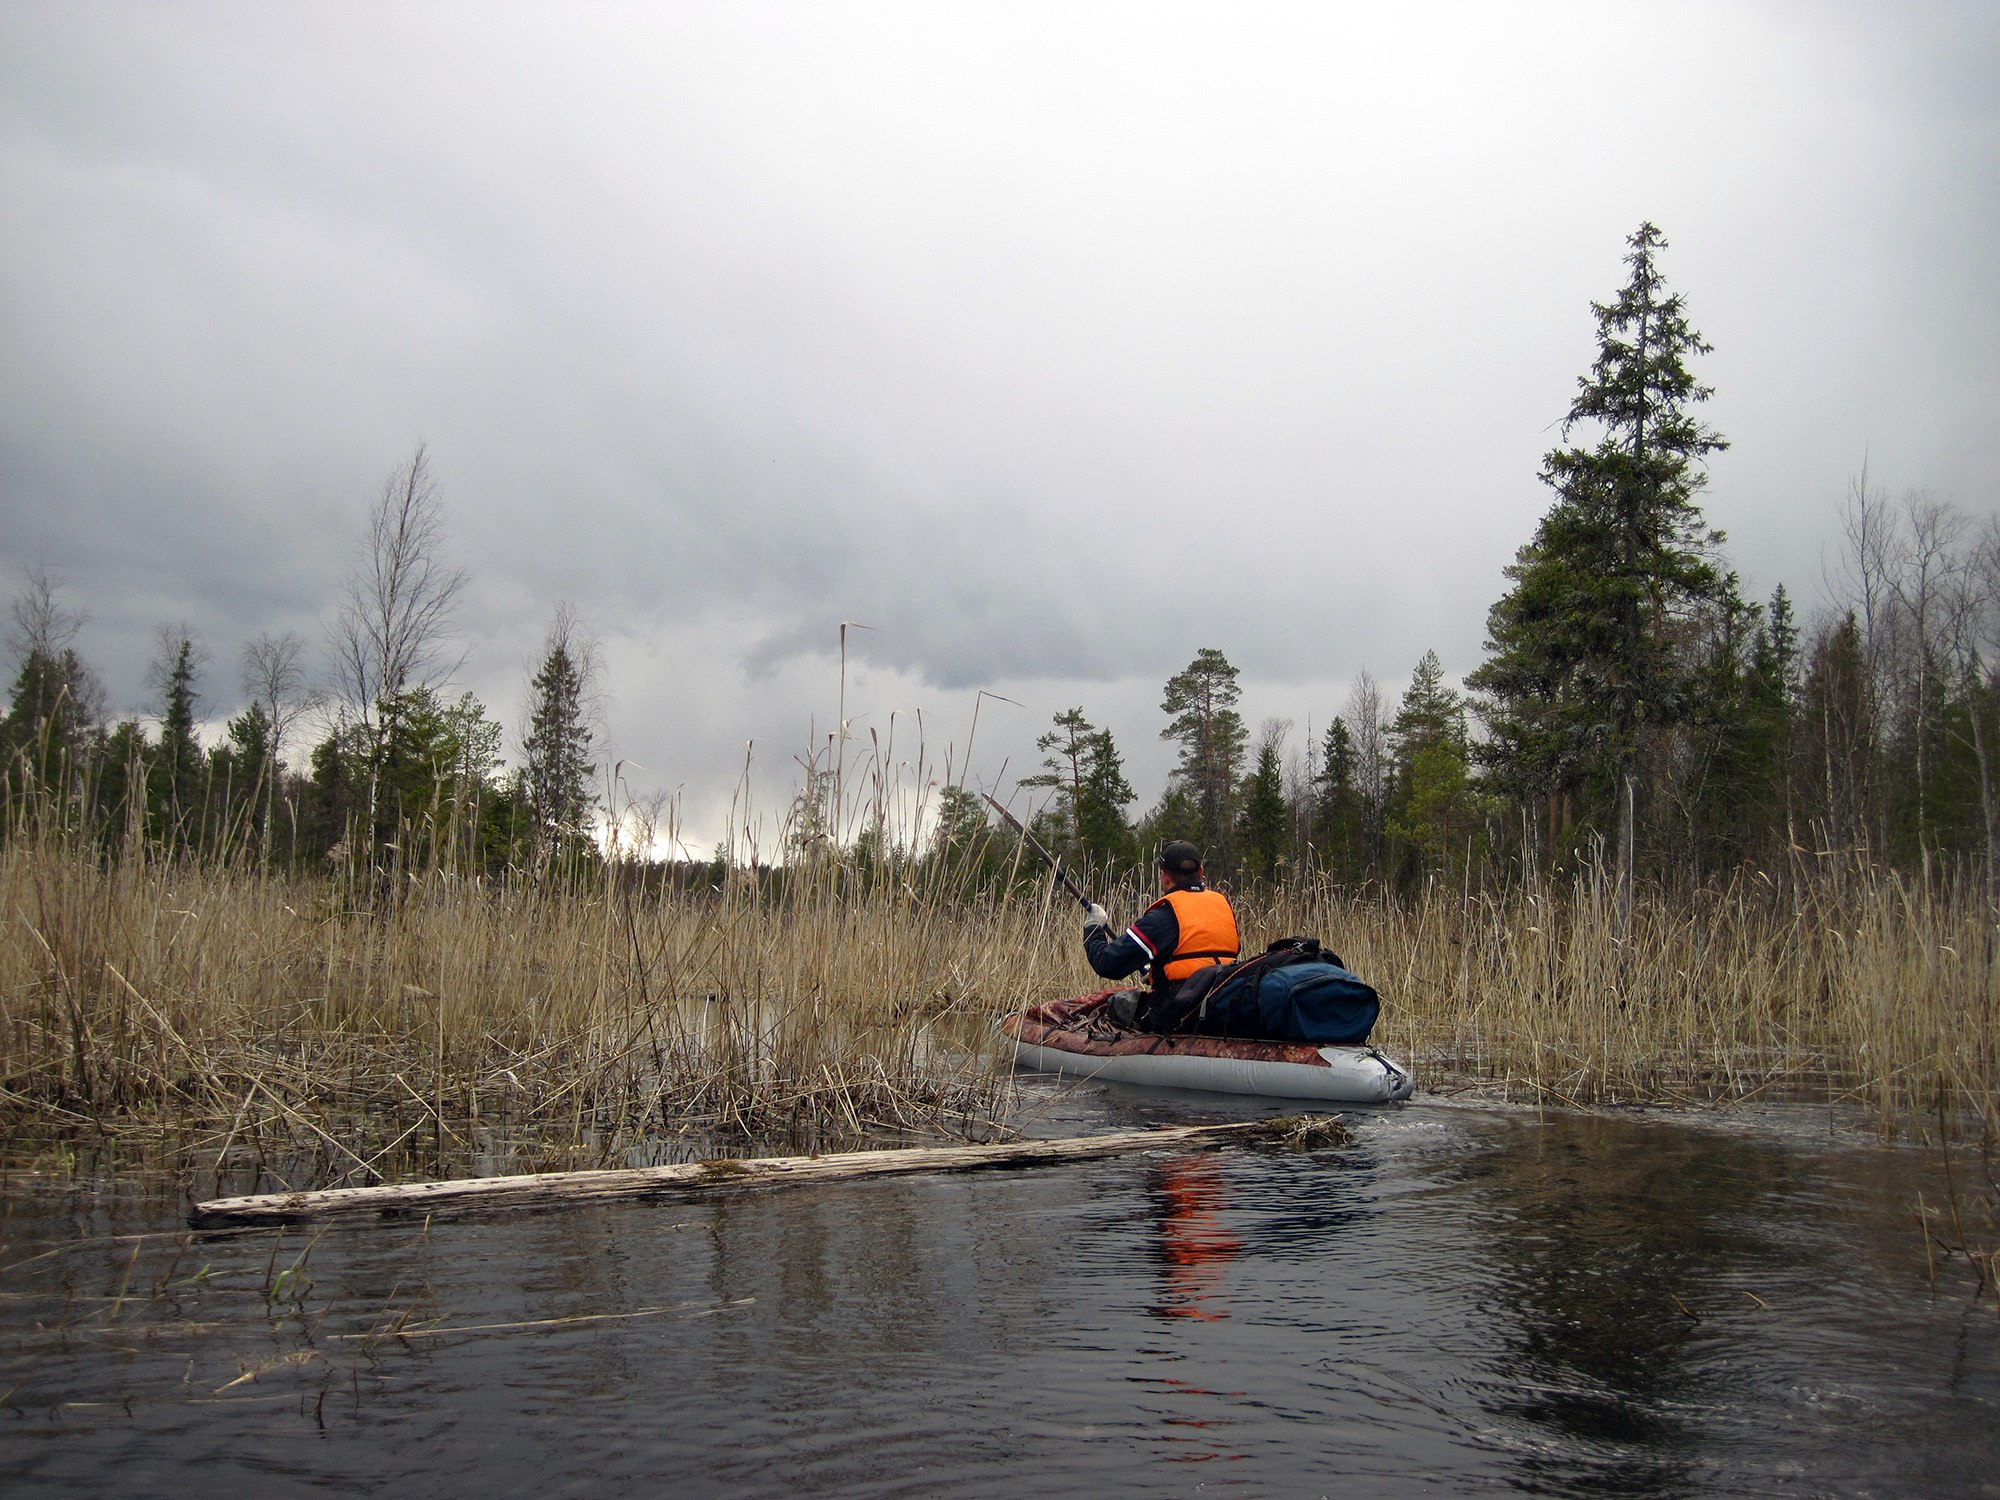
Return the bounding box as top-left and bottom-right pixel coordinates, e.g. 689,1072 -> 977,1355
2,2 -> 1995,846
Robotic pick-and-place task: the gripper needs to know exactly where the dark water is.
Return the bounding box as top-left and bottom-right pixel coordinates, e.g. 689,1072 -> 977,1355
3,1085 -> 1995,1498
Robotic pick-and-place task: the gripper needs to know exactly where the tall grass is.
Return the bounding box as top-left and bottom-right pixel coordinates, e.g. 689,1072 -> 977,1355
0,768 -> 1077,1191
1245,859 -> 1998,1138
4,737 -> 1995,1193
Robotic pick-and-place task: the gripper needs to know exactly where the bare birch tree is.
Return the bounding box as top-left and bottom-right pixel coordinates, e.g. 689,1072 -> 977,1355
329,445 -> 465,726
7,566 -> 83,664
1344,670 -> 1388,877
242,631 -> 316,760
2,567 -> 103,764
240,630 -> 318,866
327,445 -> 466,849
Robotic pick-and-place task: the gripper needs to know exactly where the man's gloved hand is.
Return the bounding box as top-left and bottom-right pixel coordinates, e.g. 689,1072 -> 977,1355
1082,902 -> 1110,933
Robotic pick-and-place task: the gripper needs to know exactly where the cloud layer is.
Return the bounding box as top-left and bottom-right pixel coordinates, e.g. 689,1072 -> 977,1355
3,2 -> 1994,846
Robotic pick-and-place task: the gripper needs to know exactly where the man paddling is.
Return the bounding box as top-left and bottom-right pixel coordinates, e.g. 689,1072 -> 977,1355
1083,841 -> 1241,1031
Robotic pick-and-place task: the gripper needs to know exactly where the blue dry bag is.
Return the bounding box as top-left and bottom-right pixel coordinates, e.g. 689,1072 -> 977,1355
1186,938 -> 1381,1044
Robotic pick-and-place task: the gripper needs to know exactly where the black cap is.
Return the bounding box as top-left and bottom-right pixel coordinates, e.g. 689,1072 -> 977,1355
1157,840 -> 1203,877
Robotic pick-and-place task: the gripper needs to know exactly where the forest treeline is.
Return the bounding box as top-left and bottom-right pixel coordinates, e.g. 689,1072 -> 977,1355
1,447 -> 603,885
5,223 -> 1997,907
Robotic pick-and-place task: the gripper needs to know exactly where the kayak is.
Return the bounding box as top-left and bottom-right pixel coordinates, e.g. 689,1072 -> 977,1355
1002,990 -> 1416,1104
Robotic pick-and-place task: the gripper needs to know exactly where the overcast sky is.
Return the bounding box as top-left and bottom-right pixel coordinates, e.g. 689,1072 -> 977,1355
2,1 -> 1995,854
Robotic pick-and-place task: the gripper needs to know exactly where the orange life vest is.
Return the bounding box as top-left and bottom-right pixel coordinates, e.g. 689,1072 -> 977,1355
1149,887 -> 1241,988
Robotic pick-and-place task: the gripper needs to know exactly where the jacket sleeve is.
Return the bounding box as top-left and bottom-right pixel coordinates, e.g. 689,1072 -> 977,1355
1084,903 -> 1180,981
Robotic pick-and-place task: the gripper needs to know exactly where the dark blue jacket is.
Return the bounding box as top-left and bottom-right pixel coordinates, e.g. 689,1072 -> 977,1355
1085,883 -> 1225,993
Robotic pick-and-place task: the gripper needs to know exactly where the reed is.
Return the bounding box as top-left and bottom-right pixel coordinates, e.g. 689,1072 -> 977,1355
0,820 -> 1073,1192
4,746 -> 1996,1193
1246,857 -> 1999,1138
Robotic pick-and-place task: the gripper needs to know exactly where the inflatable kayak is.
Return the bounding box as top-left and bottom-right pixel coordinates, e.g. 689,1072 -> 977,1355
1003,990 -> 1415,1104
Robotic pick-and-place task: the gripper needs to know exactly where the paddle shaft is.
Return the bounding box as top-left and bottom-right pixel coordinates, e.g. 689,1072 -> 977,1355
981,792 -> 1093,910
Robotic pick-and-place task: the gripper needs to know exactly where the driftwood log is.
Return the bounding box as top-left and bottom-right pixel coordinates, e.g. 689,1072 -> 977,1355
189,1115 -> 1349,1228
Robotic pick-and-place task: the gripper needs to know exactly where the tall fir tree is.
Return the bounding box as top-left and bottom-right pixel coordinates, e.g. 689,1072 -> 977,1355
1313,717 -> 1365,879
1468,223 -> 1737,915
1385,651 -> 1477,881
1236,728 -> 1291,882
147,630 -> 205,848
522,609 -> 599,862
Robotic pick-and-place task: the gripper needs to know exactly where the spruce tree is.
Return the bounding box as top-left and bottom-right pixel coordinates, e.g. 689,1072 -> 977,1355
521,608 -> 599,866
1468,223 -> 1736,915
523,645 -> 593,832
1385,651 -> 1475,880
2,648 -> 98,774
1799,612 -> 1874,852
225,701 -> 274,852
2,571 -> 103,784
147,631 -> 205,848
1314,718 -> 1364,878
1160,647 -> 1248,875
1236,733 -> 1290,882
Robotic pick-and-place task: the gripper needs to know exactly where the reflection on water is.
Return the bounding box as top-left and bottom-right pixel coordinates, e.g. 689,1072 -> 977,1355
1,1095 -> 1995,1498
1149,1155 -> 1241,1322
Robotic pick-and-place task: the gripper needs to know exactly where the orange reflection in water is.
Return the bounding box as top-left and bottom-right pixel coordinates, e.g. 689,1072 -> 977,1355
1152,1154 -> 1242,1323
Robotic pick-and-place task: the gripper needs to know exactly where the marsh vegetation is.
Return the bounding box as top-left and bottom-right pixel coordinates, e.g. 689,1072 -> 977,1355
4,783 -> 1993,1202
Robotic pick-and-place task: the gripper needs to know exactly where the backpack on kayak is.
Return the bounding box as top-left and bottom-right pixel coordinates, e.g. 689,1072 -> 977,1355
1175,937 -> 1381,1045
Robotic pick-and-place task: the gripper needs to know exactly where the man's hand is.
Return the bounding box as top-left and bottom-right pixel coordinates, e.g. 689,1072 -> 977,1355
1082,902 -> 1110,933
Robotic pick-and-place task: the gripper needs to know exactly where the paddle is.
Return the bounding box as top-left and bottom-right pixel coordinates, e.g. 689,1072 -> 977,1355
980,791 -> 1094,912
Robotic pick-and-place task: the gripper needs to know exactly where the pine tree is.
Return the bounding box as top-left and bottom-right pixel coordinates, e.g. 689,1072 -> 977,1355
1469,223 -> 1736,915
1019,707 -> 1097,854
1075,727 -> 1136,873
1160,647 -> 1248,875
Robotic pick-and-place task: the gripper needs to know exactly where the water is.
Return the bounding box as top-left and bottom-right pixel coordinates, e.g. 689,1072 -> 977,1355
3,1084 -> 1995,1498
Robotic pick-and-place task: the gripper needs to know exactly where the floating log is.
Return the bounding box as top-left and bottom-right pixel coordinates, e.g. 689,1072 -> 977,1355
189,1115 -> 1348,1228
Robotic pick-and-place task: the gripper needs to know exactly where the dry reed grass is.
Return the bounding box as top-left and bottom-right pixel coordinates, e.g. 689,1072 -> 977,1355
5,795 -> 1996,1195
1245,861 -> 1999,1138
0,826 -> 1075,1192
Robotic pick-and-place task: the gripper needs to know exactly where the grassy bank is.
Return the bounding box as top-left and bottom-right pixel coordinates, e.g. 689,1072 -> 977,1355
3,833 -> 1995,1193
